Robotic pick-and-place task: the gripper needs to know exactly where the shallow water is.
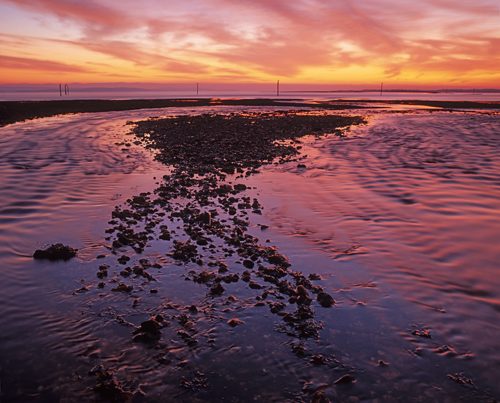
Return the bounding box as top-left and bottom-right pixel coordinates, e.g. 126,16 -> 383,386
248,110 -> 500,398
0,107 -> 499,401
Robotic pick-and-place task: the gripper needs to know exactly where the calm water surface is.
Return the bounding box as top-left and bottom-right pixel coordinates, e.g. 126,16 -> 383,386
0,105 -> 498,401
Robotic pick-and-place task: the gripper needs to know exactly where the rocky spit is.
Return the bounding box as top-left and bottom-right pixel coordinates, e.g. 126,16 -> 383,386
75,111 -> 361,400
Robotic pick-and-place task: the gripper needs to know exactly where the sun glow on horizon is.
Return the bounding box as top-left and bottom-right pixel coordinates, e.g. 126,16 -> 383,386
0,0 -> 499,87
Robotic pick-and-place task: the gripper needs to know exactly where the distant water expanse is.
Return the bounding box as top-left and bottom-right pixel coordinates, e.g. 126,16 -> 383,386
1,89 -> 500,102
0,104 -> 499,401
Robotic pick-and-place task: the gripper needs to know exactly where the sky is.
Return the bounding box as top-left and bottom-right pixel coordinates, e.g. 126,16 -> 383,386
0,0 -> 499,88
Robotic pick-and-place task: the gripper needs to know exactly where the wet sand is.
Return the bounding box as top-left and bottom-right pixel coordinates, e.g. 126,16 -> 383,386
0,103 -> 499,401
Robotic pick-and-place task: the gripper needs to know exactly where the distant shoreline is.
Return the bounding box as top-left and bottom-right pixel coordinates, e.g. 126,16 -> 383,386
1,98 -> 499,128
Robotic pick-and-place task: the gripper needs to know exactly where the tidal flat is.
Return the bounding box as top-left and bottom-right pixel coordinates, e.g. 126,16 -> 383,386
0,101 -> 499,402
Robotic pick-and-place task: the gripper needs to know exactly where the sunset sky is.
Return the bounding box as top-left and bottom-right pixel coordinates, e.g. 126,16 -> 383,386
0,0 -> 499,87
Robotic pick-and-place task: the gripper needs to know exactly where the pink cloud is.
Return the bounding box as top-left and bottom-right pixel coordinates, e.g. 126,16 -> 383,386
0,53 -> 90,72
1,0 -> 499,83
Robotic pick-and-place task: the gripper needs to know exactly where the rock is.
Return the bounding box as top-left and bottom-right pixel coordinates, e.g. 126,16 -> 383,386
412,328 -> 431,338
170,240 -> 198,262
447,372 -> 474,386
334,374 -> 356,385
90,365 -> 130,401
249,281 -> 262,289
221,274 -> 239,283
217,261 -> 229,273
296,285 -> 308,297
133,318 -> 162,342
112,283 -> 133,293
233,183 -> 247,192
310,354 -> 326,365
243,259 -> 254,269
199,212 -> 212,225
210,283 -> 225,296
118,255 -> 131,265
269,301 -> 286,313
33,243 -> 77,261
317,292 -> 335,307
227,318 -> 244,327
192,270 -> 216,283
311,390 -> 331,403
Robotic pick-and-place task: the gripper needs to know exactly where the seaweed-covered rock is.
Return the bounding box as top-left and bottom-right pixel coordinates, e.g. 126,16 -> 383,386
133,318 -> 163,342
317,292 -> 335,308
33,243 -> 77,261
89,365 -> 131,401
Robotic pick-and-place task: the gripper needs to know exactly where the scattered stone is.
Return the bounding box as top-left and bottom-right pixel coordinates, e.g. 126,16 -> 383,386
112,283 -> 133,293
117,255 -> 130,265
311,390 -> 331,403
317,292 -> 335,307
447,372 -> 474,386
227,318 -> 244,327
310,354 -> 326,365
233,183 -> 247,192
210,283 -> 225,296
133,318 -> 162,342
334,374 -> 356,385
89,365 -> 130,401
243,259 -> 254,269
249,281 -> 262,289
170,240 -> 198,262
412,328 -> 432,338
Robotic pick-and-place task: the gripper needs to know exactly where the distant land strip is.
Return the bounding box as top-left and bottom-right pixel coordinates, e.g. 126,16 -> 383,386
0,98 -> 363,127
0,98 -> 499,127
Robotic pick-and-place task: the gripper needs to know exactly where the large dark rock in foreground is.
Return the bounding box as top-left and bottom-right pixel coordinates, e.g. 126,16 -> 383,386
33,243 -> 77,261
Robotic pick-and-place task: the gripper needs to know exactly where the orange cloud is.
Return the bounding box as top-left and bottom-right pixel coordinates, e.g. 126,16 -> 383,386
0,0 -> 498,86
0,54 -> 90,72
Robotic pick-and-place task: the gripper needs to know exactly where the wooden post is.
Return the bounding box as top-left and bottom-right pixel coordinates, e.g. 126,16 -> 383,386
277,80 -> 280,96
196,82 -> 199,95
65,84 -> 69,95
59,84 -> 62,96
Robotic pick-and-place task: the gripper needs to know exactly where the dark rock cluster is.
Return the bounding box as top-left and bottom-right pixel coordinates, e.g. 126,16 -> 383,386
96,111 -> 363,398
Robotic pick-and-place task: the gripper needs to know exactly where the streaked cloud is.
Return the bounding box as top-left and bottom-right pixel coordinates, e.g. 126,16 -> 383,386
0,0 -> 498,86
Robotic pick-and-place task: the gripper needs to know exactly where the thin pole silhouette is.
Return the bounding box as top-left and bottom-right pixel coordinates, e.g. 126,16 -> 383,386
65,84 -> 69,95
277,80 -> 280,96
59,84 -> 62,96
196,83 -> 199,95
380,82 -> 384,96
